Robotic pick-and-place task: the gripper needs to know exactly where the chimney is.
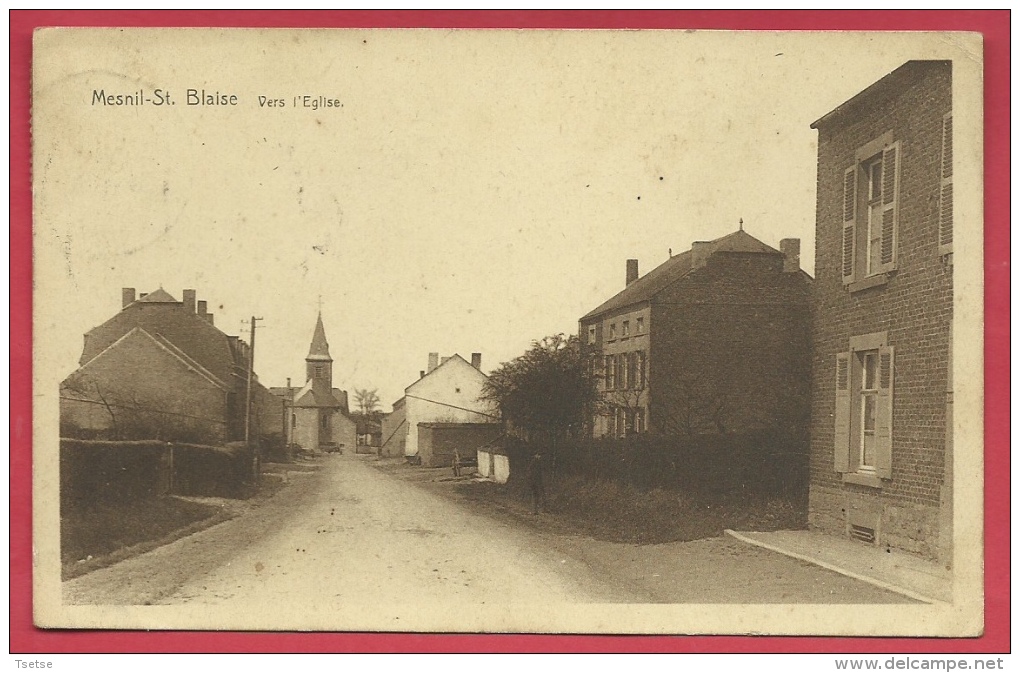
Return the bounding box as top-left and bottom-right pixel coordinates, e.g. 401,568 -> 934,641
691,241 -> 712,269
122,287 -> 136,308
139,292 -> 148,299
286,377 -> 291,388
420,370 -> 426,379
427,352 -> 439,373
196,300 -> 213,324
441,356 -> 451,365
471,353 -> 482,369
780,238 -> 801,273
182,289 -> 196,313
626,259 -> 639,285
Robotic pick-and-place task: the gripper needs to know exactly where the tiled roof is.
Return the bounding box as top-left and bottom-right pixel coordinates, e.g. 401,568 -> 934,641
811,61 -> 951,130
81,293 -> 240,385
135,288 -> 178,303
580,230 -> 780,320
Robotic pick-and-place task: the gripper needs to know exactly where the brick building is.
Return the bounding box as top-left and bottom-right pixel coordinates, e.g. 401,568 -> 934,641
60,287 -> 281,443
808,61 -> 953,563
579,229 -> 811,438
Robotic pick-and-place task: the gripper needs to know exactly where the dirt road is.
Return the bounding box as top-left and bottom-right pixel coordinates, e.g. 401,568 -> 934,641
63,453 -> 912,618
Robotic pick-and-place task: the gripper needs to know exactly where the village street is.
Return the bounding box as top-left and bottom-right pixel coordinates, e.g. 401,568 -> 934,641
63,454 -> 912,616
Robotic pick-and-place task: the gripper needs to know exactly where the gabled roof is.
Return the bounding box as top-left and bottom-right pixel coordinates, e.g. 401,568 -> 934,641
581,230 -> 781,321
405,353 -> 487,395
811,60 -> 951,130
135,288 -> 178,303
68,327 -> 227,390
307,313 -> 332,361
292,380 -> 343,409
81,290 -> 242,384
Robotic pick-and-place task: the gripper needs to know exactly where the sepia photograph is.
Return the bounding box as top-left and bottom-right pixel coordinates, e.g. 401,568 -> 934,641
29,25 -> 985,637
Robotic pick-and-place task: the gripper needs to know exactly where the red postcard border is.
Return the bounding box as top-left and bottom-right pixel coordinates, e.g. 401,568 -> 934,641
9,10 -> 1010,654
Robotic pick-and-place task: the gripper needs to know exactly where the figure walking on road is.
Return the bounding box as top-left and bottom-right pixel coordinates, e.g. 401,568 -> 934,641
527,452 -> 545,514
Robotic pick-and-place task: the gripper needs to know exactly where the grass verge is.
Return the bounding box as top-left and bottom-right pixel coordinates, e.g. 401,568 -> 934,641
61,471 -> 290,581
454,474 -> 806,545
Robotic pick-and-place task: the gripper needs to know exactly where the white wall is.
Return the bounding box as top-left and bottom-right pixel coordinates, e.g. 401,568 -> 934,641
404,356 -> 496,457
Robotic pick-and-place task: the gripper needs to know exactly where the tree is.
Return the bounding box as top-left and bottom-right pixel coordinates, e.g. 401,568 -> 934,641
354,388 -> 381,416
481,334 -> 598,457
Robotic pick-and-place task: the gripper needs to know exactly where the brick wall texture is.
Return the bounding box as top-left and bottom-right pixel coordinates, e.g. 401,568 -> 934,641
650,253 -> 812,436
809,61 -> 952,560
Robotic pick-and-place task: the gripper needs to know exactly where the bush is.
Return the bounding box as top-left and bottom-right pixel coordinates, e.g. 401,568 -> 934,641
504,430 -> 808,504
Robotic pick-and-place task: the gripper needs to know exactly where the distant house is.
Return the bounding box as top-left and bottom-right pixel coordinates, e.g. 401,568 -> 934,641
578,230 -> 812,438
808,61 -> 953,562
379,398 -> 406,458
60,287 -> 280,443
355,416 -> 383,452
402,352 -> 498,464
269,313 -> 356,453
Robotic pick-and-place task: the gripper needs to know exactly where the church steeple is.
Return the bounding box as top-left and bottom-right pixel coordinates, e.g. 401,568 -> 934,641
306,312 -> 333,390
307,312 -> 332,361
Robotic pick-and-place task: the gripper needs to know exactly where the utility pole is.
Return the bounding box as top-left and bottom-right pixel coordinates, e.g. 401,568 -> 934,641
243,316 -> 264,447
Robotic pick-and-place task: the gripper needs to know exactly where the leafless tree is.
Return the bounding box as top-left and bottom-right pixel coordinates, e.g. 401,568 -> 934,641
354,388 -> 381,416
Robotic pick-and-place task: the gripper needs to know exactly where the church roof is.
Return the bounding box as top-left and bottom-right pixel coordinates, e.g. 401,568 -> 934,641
307,313 -> 332,361
292,380 -> 343,409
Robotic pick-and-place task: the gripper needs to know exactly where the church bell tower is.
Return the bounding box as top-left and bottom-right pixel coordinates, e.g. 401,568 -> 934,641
306,312 -> 333,392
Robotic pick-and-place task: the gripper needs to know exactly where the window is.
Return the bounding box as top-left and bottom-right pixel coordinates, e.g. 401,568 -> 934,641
939,113 -> 953,256
618,407 -> 628,437
321,414 -> 329,430
634,408 -> 645,434
609,323 -> 617,340
622,320 -> 630,337
843,137 -> 900,285
606,409 -> 616,437
616,354 -> 627,389
291,413 -> 296,429
588,325 -> 597,344
315,365 -> 325,378
834,332 -> 894,484
604,355 -> 615,389
636,317 -> 644,334
634,351 -> 646,389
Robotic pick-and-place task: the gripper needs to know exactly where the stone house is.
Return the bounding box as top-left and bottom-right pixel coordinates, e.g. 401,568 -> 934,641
402,352 -> 497,462
60,288 -> 280,444
808,61 -> 953,563
578,229 -> 812,438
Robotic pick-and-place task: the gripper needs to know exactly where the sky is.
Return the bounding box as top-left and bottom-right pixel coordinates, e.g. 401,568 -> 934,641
33,29 -> 970,408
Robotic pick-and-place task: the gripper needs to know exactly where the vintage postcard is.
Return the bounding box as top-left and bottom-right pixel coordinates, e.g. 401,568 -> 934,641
32,28 -> 984,635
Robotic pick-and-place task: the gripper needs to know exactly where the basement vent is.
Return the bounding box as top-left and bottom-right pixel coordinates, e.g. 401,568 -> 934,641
849,524 -> 877,544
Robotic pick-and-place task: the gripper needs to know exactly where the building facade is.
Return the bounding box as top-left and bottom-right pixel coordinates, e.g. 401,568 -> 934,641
60,287 -> 278,444
272,314 -> 357,453
808,61 -> 953,563
402,352 -> 497,461
579,230 -> 812,439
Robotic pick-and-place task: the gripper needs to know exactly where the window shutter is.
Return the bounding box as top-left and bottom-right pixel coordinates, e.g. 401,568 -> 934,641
874,345 -> 894,479
834,352 -> 851,473
842,166 -> 857,284
939,113 -> 953,254
880,143 -> 900,271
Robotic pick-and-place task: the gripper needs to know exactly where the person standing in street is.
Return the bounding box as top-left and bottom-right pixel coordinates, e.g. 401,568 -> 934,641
527,452 -> 545,514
